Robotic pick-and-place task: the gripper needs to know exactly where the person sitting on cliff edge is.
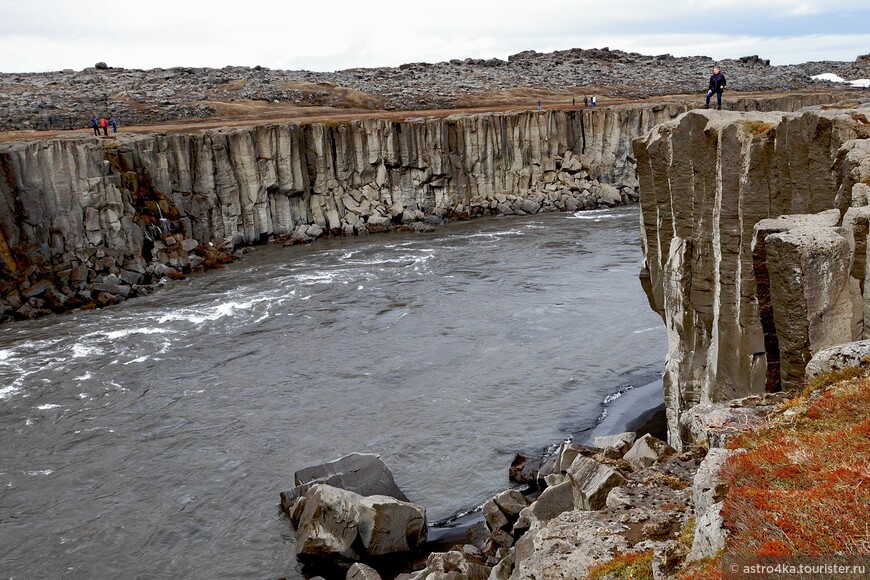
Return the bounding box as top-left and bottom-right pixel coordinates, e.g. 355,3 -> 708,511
705,65 -> 727,110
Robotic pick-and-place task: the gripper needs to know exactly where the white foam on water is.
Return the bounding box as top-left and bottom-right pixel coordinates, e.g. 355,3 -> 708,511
2,342 -> 67,402
569,209 -> 619,221
157,297 -> 268,325
466,229 -> 524,240
633,326 -> 660,334
602,385 -> 634,406
74,372 -> 92,381
37,404 -> 61,410
103,327 -> 168,340
292,271 -> 342,284
124,356 -> 149,365
73,426 -> 114,435
24,470 -> 53,476
77,393 -> 89,399
342,253 -> 433,268
593,385 -> 638,426
382,241 -> 414,249
107,381 -> 126,392
72,343 -> 102,358
25,417 -> 33,426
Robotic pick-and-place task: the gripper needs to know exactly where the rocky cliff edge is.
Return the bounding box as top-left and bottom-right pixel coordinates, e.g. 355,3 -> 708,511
635,98 -> 870,446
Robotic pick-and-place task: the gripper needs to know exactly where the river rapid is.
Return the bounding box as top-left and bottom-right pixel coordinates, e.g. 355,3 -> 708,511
0,207 -> 667,579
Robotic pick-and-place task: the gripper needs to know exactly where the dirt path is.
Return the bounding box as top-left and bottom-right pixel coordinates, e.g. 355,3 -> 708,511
0,95 -> 683,144
0,90 -> 828,144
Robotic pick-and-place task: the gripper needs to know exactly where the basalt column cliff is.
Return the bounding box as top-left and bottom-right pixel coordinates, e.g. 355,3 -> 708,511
0,95 -> 839,322
0,105 -> 685,320
635,100 -> 870,446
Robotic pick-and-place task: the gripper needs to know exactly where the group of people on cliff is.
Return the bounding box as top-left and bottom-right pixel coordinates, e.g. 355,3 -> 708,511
572,96 -> 596,107
90,116 -> 118,136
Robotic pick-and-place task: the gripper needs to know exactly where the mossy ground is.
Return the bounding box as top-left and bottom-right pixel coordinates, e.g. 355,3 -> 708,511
588,364 -> 870,579
721,368 -> 870,557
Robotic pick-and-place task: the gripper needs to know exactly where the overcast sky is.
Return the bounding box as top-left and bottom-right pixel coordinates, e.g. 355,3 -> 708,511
1,0 -> 868,73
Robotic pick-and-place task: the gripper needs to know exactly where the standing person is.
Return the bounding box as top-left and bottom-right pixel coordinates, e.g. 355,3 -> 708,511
584,96 -> 588,107
90,117 -> 100,136
536,99 -> 542,111
591,95 -> 596,107
705,65 -> 727,109
572,97 -> 576,106
99,117 -> 108,136
110,117 -> 118,133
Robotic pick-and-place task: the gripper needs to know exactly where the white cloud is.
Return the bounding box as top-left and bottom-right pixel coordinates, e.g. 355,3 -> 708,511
0,0 -> 867,72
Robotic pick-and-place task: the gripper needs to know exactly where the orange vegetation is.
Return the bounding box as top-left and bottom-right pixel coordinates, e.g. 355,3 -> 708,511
721,371 -> 870,557
587,549 -> 654,580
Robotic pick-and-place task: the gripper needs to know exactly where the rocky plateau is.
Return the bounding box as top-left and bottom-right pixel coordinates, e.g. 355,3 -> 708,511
1,47 -> 868,131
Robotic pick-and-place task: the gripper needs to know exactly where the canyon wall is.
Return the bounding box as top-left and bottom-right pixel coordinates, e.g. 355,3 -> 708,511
635,100 -> 870,446
0,94 -> 843,322
0,104 -> 684,320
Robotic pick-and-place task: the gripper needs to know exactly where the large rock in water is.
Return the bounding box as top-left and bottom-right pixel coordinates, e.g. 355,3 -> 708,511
280,453 -> 409,514
635,103 -> 870,448
294,484 -> 427,561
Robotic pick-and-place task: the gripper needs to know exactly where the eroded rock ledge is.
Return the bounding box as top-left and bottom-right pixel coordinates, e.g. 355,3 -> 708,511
635,98 -> 870,446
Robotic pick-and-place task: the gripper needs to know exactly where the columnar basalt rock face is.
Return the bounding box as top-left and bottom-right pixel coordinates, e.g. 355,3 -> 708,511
0,95 -> 849,323
0,105 -> 689,320
636,101 -> 870,446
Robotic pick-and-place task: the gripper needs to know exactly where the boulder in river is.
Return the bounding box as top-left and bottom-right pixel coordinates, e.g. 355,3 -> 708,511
281,453 -> 409,515
294,483 -> 427,562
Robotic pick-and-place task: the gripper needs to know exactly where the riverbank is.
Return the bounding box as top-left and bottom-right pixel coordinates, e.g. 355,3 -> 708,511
582,378 -> 667,445
427,375 -> 668,533
292,370 -> 673,579
391,345 -> 870,580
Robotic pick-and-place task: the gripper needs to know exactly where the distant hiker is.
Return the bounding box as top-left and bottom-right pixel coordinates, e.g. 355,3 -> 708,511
572,97 -> 576,106
706,65 -> 727,109
90,117 -> 99,136
584,96 -> 588,107
110,118 -> 118,133
591,95 -> 596,107
99,117 -> 108,136
536,99 -> 542,111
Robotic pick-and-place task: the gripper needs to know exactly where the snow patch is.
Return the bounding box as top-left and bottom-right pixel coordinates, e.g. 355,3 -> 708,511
811,73 -> 870,88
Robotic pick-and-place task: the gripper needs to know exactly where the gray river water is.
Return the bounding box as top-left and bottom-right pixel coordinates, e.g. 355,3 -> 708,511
0,207 -> 667,579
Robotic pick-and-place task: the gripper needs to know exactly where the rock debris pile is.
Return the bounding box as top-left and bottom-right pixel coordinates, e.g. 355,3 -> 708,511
280,393 -> 790,580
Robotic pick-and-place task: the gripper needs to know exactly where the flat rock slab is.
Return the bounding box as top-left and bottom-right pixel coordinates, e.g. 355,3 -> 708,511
282,453 -> 409,513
